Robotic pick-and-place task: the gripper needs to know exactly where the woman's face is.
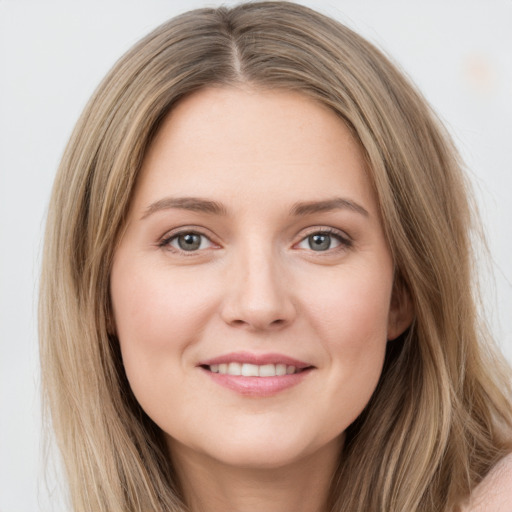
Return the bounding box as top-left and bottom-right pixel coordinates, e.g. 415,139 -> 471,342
110,87 -> 411,471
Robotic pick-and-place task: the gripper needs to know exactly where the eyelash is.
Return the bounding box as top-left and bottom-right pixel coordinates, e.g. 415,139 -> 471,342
158,229 -> 217,254
295,228 -> 353,253
158,227 -> 353,254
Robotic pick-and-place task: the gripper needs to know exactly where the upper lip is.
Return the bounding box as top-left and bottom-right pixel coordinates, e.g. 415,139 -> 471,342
198,351 -> 313,369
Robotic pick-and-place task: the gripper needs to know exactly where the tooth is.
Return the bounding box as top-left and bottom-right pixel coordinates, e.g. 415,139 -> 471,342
211,362 -> 301,377
241,363 -> 259,377
228,362 -> 242,376
259,364 -> 276,377
276,364 -> 287,376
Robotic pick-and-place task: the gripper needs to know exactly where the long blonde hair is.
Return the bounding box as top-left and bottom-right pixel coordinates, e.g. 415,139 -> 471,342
39,2 -> 512,511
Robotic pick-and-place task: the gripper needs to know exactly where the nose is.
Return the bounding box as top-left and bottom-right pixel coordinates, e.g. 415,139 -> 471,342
220,244 -> 297,331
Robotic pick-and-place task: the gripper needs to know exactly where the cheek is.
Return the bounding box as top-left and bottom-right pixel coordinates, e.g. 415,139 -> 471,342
306,263 -> 393,348
109,259 -> 216,406
111,261 -> 216,351
110,263 -> 209,433
302,264 -> 392,423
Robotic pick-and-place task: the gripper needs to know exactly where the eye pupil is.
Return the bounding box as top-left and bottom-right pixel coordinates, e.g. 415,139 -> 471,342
309,234 -> 331,251
178,233 -> 201,251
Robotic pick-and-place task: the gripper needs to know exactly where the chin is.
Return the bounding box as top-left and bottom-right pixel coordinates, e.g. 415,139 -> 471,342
221,442 -> 311,469
167,424 -> 344,472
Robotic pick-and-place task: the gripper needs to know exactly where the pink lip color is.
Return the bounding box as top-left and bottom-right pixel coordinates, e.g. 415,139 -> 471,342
199,351 -> 311,369
198,351 -> 314,397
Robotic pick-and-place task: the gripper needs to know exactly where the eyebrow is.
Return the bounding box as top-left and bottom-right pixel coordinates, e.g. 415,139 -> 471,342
141,197 -> 228,219
290,198 -> 369,217
141,196 -> 369,220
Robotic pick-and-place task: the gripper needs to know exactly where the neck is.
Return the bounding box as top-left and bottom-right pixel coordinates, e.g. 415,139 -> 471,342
169,438 -> 342,512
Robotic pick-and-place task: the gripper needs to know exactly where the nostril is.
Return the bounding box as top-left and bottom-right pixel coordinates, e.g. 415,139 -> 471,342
227,317 -> 288,330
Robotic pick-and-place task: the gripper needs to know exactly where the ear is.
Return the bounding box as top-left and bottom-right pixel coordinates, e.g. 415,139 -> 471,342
387,277 -> 414,341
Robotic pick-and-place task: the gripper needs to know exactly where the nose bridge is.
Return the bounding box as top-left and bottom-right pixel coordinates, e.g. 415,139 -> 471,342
221,237 -> 295,330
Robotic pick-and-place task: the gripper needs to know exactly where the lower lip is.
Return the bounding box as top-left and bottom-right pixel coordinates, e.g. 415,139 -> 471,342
201,367 -> 313,397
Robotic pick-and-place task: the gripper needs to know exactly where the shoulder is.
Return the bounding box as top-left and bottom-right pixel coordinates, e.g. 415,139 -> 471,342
460,453 -> 512,512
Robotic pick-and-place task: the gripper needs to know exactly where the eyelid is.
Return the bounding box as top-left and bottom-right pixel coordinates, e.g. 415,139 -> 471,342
293,226 -> 353,251
157,225 -> 352,254
158,226 -> 220,253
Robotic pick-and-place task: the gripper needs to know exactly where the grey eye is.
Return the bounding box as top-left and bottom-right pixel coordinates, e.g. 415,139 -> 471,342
173,233 -> 204,251
308,233 -> 332,251
296,231 -> 344,252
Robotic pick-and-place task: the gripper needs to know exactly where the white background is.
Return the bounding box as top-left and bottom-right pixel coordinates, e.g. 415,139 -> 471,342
0,1 -> 511,510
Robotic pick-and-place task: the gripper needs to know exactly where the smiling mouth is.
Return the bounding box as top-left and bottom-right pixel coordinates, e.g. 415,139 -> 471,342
201,362 -> 311,377
199,354 -> 314,396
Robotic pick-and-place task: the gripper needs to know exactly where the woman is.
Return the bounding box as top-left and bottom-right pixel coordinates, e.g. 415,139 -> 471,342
39,2 -> 512,511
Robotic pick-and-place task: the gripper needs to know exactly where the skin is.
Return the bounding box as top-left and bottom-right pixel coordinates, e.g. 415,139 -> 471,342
460,454 -> 512,512
110,86 -> 412,512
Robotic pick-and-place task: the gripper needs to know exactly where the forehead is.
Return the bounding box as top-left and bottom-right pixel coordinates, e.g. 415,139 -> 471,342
131,86 -> 376,216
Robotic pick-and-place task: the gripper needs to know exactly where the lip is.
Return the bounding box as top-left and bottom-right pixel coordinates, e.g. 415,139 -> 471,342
198,351 -> 314,397
198,351 -> 312,369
